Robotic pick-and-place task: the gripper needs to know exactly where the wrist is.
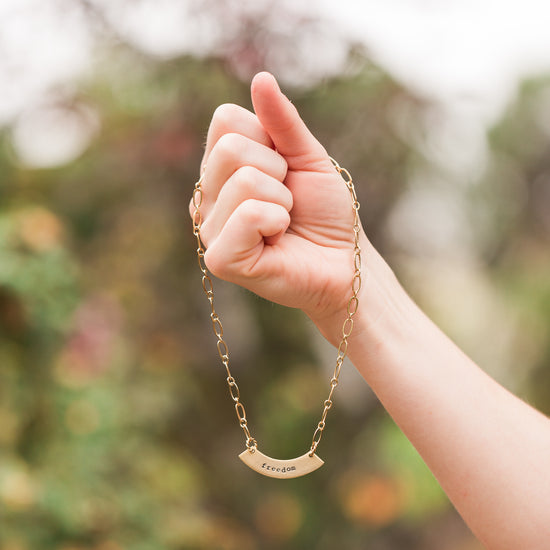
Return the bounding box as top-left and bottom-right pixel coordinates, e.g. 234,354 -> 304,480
308,236 -> 421,369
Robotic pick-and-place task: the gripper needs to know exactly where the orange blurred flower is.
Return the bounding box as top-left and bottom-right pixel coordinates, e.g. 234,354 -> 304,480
16,207 -> 64,252
339,472 -> 406,528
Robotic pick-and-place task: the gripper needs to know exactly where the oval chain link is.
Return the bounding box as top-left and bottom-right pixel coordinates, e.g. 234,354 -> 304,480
192,172 -> 257,451
192,157 -> 361,457
309,157 -> 362,456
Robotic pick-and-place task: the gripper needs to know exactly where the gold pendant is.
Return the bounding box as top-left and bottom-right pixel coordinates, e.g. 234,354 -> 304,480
239,448 -> 324,479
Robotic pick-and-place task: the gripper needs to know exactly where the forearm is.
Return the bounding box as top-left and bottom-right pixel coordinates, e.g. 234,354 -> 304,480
342,242 -> 550,549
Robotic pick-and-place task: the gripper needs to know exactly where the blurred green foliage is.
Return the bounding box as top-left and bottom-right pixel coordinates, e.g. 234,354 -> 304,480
1,23 -> 549,550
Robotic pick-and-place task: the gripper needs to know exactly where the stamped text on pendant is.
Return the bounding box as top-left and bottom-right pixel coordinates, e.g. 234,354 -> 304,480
238,448 -> 324,479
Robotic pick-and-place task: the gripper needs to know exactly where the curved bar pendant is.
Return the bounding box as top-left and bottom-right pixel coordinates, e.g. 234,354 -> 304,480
239,448 -> 324,479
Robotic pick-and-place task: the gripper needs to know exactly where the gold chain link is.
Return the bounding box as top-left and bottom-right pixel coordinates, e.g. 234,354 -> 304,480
192,157 -> 361,457
308,157 -> 362,456
192,174 -> 257,451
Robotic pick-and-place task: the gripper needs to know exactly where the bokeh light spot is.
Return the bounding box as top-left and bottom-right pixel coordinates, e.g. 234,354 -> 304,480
339,472 -> 405,528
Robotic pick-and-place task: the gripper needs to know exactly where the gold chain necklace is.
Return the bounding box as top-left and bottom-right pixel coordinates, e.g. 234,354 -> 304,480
192,157 -> 362,479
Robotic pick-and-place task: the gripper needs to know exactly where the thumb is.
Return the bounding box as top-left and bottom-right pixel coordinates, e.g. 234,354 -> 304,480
251,72 -> 330,170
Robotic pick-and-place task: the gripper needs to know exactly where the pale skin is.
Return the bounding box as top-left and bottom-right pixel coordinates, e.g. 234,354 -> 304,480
190,71 -> 550,549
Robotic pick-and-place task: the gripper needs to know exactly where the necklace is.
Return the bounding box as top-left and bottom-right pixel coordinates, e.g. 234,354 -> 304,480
192,157 -> 362,479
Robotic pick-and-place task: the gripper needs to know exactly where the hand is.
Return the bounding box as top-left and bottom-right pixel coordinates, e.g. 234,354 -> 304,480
190,72 -> 367,342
